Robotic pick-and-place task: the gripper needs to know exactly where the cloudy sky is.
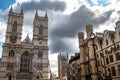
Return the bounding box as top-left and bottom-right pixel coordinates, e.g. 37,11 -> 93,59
0,0 -> 120,75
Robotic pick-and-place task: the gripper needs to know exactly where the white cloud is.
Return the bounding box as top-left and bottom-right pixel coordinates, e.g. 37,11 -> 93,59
0,22 -> 6,42
63,0 -> 81,14
49,53 -> 58,76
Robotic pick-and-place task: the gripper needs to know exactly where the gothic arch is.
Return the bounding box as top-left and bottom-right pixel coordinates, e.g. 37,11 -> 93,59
6,72 -> 12,80
20,51 -> 30,72
36,72 -> 42,79
12,21 -> 17,32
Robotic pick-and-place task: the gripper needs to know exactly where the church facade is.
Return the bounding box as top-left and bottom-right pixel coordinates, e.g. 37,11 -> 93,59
0,7 -> 50,80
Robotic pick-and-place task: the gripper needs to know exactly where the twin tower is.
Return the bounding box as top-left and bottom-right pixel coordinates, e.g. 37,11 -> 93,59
6,7 -> 48,44
0,7 -> 50,80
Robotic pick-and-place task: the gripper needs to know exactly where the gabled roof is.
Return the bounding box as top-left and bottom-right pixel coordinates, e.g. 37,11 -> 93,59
23,34 -> 32,43
104,30 -> 115,40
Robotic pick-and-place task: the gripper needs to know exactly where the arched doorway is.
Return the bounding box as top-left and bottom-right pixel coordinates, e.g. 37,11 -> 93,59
20,51 -> 30,72
6,72 -> 12,80
8,76 -> 12,80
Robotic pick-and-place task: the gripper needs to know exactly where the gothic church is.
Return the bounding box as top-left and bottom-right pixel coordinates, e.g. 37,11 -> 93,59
0,7 -> 50,80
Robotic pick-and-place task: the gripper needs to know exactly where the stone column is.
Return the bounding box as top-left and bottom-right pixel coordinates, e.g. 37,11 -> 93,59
88,38 -> 98,80
78,32 -> 86,80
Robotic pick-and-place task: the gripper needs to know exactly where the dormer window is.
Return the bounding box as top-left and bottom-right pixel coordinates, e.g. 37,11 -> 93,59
39,25 -> 43,35
12,21 -> 17,32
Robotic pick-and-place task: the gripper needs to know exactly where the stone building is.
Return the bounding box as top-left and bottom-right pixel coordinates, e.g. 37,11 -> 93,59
0,7 -> 50,80
78,20 -> 120,80
58,53 -> 68,80
67,53 -> 81,80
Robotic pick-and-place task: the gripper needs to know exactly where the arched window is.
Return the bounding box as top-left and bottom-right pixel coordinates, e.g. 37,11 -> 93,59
20,51 -> 30,72
39,25 -> 43,35
7,63 -> 13,71
106,39 -> 108,45
9,50 -> 15,57
12,21 -> 17,32
38,51 -> 43,58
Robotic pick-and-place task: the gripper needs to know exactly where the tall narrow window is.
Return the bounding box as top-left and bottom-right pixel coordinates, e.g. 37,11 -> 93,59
9,50 -> 15,57
116,52 -> 120,61
111,66 -> 116,76
12,21 -> 17,32
39,25 -> 43,35
109,55 -> 114,63
20,51 -> 30,72
106,57 -> 109,65
118,65 -> 120,75
106,39 -> 108,45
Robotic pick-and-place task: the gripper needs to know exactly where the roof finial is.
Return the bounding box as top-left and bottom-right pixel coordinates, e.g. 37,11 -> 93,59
9,6 -> 13,13
45,11 -> 48,17
21,6 -> 23,14
35,9 -> 38,17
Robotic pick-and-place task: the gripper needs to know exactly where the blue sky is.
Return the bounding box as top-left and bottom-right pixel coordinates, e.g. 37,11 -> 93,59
0,0 -> 15,10
86,0 -> 110,6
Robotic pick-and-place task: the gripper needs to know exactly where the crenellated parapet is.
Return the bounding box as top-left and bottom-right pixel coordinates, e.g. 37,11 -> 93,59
86,24 -> 93,39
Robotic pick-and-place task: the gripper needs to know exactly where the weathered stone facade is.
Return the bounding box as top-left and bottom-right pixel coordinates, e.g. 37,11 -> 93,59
78,20 -> 120,80
58,53 -> 68,80
67,53 -> 81,80
66,20 -> 120,80
0,7 -> 50,80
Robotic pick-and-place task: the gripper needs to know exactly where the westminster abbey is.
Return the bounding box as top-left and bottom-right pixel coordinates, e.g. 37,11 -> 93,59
0,7 -> 50,80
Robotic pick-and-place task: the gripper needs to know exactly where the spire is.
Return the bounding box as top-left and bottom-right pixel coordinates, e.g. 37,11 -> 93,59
35,10 -> 38,17
21,6 -> 23,14
9,6 -> 13,13
45,11 -> 48,17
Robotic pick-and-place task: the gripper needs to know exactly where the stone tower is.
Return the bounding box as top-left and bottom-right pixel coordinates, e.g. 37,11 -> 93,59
115,20 -> 120,42
32,10 -> 50,80
33,10 -> 48,46
78,32 -> 86,80
58,53 -> 68,80
0,7 -> 50,80
86,25 -> 98,80
5,6 -> 23,44
86,24 -> 93,39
